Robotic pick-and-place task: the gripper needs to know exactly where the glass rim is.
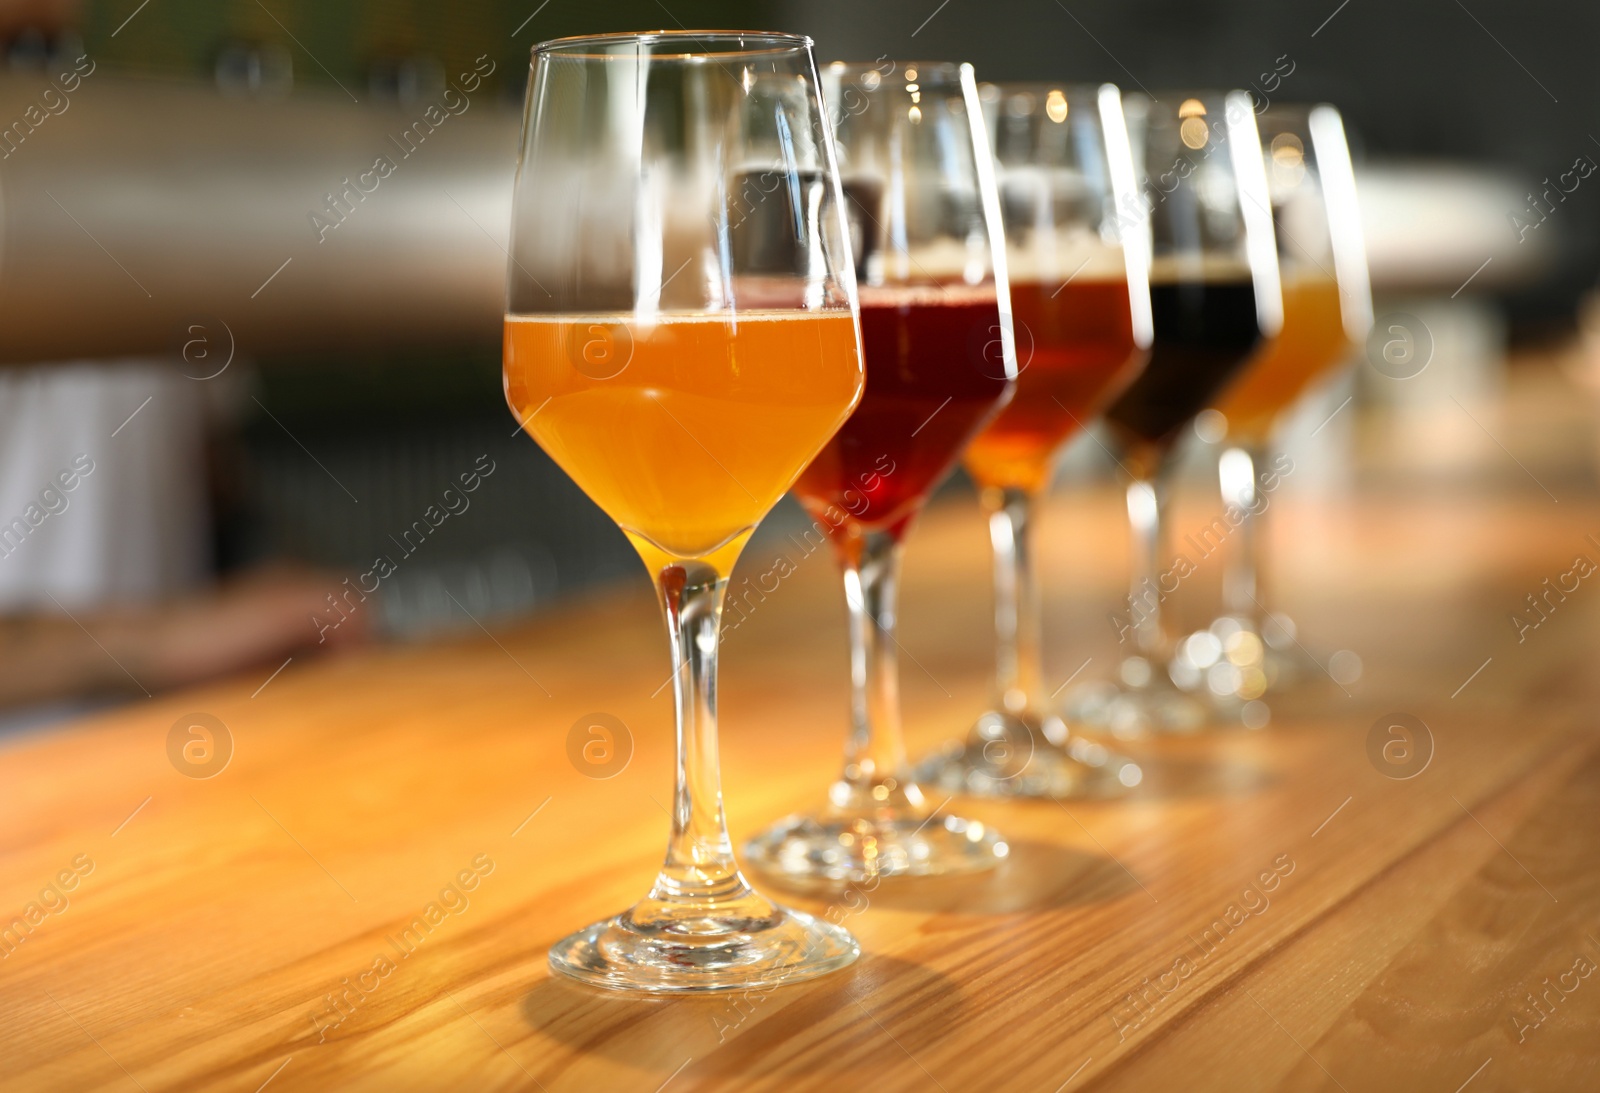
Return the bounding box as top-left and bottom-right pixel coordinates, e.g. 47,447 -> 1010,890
824,59 -> 967,80
1124,88 -> 1248,107
532,29 -> 814,60
1255,101 -> 1335,120
980,79 -> 1114,99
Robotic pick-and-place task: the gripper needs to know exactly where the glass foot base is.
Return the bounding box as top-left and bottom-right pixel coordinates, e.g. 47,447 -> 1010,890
1170,615 -> 1362,707
549,900 -> 858,993
744,812 -> 1007,884
1064,677 -> 1212,737
911,710 -> 1144,799
1170,615 -> 1292,700
1064,643 -> 1235,737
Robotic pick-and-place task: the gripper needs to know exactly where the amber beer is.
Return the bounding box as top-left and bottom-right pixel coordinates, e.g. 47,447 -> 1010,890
963,276 -> 1144,493
1213,275 -> 1348,441
504,310 -> 862,574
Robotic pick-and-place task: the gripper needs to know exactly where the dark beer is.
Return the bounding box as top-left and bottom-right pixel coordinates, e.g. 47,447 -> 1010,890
1104,277 -> 1263,454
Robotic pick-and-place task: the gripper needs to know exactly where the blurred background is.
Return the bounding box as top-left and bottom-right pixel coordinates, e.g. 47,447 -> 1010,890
2,0 -> 1597,726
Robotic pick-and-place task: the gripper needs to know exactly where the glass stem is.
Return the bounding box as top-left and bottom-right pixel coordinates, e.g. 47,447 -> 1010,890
834,529 -> 914,815
649,560 -> 750,905
986,486 -> 1041,715
1219,444 -> 1265,628
1126,474 -> 1171,659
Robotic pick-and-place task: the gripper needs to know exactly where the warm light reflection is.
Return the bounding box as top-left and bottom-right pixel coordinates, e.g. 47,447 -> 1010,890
1179,98 -> 1209,148
1271,132 -> 1306,187
1045,89 -> 1068,123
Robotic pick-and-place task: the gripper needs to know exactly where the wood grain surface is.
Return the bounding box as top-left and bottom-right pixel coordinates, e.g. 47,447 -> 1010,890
1,482 -> 1597,1093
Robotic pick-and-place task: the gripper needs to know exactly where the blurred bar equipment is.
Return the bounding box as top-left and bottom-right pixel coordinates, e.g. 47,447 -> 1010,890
0,74 -> 518,362
0,75 -> 1556,365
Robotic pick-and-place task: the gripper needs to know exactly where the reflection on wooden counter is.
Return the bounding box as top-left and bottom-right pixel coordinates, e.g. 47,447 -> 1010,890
0,486 -> 1597,1092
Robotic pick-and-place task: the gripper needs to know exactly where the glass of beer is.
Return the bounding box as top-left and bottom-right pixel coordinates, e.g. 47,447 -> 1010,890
915,83 -> 1151,798
1067,91 -> 1283,735
742,61 -> 1016,883
503,31 -> 865,991
1171,105 -> 1372,707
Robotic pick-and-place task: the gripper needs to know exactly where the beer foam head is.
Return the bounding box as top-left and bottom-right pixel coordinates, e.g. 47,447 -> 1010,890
856,282 -> 999,307
1004,236 -> 1129,285
1147,253 -> 1258,284
859,237 -> 997,287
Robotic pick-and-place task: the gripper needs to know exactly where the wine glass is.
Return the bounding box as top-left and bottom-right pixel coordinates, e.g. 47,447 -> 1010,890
1172,104 -> 1372,709
1065,90 -> 1283,736
742,61 -> 1015,883
503,31 -> 865,992
915,83 -> 1151,798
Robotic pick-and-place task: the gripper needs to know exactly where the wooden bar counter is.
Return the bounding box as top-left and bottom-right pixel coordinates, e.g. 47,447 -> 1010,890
2,482 -> 1597,1092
